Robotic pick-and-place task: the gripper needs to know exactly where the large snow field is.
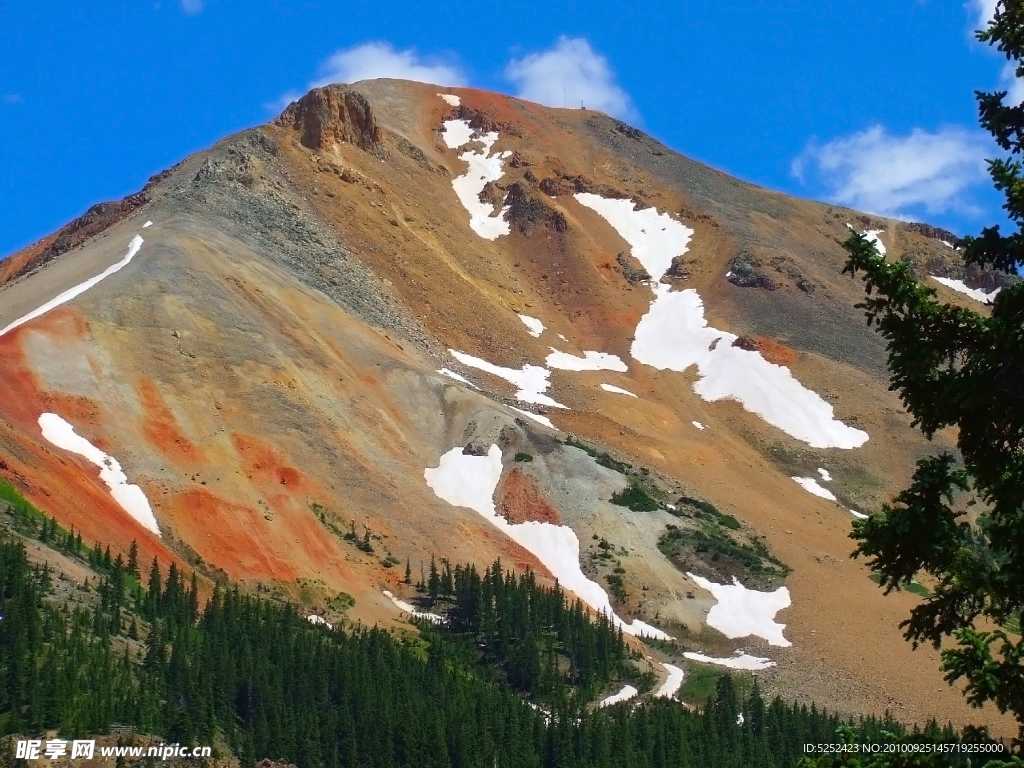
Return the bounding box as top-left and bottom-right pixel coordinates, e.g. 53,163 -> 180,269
518,314 -> 545,337
383,590 -> 446,623
449,349 -> 567,408
654,663 -> 684,699
424,445 -> 673,640
792,476 -> 837,502
442,119 -> 512,240
598,684 -> 639,707
574,193 -> 694,279
546,348 -> 628,372
632,285 -> 868,449
576,195 -> 868,450
0,235 -> 144,339
600,383 -> 638,398
687,573 -> 791,647
38,412 -> 161,536
682,651 -> 776,670
931,276 -> 1001,303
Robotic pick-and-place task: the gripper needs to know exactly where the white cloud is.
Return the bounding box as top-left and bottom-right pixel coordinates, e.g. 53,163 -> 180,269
181,0 -> 203,14
271,41 -> 465,112
999,61 -> 1024,105
312,42 -> 464,88
791,125 -> 990,219
967,0 -> 996,31
505,36 -> 636,121
2,93 -> 22,104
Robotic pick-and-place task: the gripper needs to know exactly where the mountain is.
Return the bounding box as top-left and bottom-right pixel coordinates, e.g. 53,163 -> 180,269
0,79 -> 1012,735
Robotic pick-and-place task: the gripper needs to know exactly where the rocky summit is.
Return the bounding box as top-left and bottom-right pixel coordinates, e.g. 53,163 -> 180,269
0,79 -> 1013,735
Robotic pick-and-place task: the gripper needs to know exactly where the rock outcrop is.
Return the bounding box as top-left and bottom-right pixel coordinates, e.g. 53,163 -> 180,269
277,86 -> 385,155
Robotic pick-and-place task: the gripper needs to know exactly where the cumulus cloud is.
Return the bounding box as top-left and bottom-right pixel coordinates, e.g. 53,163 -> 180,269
312,42 -> 464,88
271,41 -> 465,111
181,0 -> 203,14
999,61 -> 1024,104
791,125 -> 991,218
505,37 -> 636,121
967,0 -> 998,31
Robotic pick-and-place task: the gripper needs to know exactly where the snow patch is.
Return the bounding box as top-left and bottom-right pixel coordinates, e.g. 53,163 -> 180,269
931,276 -> 1001,303
0,235 -> 144,339
383,590 -> 446,623
38,413 -> 160,536
424,445 -> 673,640
632,285 -> 868,449
598,684 -> 638,707
307,614 -> 333,629
653,663 -> 684,699
817,467 -> 832,482
575,195 -> 866,449
940,240 -> 954,249
682,651 -> 776,670
510,407 -> 556,429
441,119 -> 474,149
574,193 -> 694,280
449,349 -> 566,408
864,230 -> 886,256
850,509 -> 869,520
442,119 -> 511,240
518,314 -> 545,337
437,368 -> 478,388
438,93 -> 461,106
692,421 -> 705,430
546,348 -> 628,372
142,221 -> 153,228
687,573 -> 790,647
600,383 -> 637,398
792,476 -> 837,502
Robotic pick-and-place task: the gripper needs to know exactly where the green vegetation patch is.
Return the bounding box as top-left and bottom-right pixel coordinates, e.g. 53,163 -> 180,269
659,524 -> 791,582
610,483 -> 660,512
561,436 -> 631,474
868,572 -> 931,598
674,495 -> 741,529
513,452 -> 534,463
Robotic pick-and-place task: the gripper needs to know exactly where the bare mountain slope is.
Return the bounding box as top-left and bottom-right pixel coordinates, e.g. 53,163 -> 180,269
0,78 -> 1011,734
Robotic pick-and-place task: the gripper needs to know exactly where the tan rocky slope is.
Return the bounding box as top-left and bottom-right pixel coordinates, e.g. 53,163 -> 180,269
0,78 -> 1011,734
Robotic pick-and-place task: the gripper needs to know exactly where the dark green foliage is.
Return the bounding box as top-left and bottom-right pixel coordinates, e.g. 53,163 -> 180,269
677,494 -> 722,517
514,452 -> 534,463
604,572 -> 627,603
610,483 -> 660,512
0,530 -> 1011,766
659,525 -> 791,579
839,3 -> 1024,749
414,559 -> 634,704
675,495 -> 741,529
562,436 -> 631,474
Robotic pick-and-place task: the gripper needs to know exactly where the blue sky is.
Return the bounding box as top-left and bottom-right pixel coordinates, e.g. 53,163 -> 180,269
0,0 -> 1016,258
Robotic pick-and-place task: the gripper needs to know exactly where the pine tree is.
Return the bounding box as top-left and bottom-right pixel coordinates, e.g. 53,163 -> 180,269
841,1 -> 1024,745
127,539 -> 139,578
